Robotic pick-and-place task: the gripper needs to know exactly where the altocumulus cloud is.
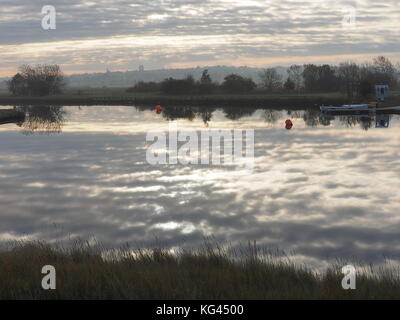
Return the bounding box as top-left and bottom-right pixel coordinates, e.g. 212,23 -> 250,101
0,0 -> 400,75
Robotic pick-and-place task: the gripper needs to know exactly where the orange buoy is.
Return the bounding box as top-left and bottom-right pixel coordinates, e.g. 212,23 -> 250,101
285,119 -> 293,130
155,105 -> 163,114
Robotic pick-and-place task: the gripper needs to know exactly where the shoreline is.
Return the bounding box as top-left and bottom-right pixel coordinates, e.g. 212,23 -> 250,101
0,92 -> 355,108
1,92 -> 399,109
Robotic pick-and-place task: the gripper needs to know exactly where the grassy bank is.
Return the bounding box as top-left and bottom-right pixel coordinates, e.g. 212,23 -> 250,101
0,88 -> 359,108
1,241 -> 400,300
2,87 -> 400,108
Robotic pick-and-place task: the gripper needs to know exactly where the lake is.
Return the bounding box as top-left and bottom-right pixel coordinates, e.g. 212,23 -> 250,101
0,105 -> 400,269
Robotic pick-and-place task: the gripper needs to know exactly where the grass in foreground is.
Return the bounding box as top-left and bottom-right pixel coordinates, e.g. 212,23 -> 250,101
0,240 -> 399,300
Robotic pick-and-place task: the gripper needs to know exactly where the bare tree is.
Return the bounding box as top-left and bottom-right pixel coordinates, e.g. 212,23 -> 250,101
7,73 -> 27,95
287,65 -> 302,91
9,64 -> 66,96
259,68 -> 282,91
372,56 -> 397,87
338,62 -> 360,98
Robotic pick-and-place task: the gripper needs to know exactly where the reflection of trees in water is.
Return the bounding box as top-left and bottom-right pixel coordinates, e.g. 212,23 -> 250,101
16,105 -> 66,135
288,110 -> 303,118
222,107 -> 256,120
318,115 -> 333,126
135,105 -> 396,130
134,105 -> 149,112
262,110 -> 284,123
360,117 -> 373,131
303,109 -> 322,127
197,107 -> 216,126
297,109 -> 376,128
338,115 -> 373,131
136,105 -> 257,123
161,106 -> 218,126
161,106 -> 196,121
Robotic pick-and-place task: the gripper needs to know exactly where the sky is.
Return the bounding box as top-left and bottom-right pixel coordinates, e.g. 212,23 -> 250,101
0,0 -> 400,76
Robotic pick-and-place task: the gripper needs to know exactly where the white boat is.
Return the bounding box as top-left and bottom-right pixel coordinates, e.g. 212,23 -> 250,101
320,104 -> 369,112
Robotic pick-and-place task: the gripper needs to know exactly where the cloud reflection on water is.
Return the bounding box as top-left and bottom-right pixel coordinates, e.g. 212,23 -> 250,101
0,106 -> 400,268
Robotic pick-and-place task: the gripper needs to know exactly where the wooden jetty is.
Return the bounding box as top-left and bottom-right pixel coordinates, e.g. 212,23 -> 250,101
0,109 -> 25,125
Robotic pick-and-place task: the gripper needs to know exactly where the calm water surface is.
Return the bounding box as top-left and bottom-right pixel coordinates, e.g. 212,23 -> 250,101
1,105 -> 400,268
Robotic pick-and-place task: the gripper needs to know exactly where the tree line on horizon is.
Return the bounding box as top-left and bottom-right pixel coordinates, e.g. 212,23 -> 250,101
127,56 -> 398,98
6,56 -> 399,98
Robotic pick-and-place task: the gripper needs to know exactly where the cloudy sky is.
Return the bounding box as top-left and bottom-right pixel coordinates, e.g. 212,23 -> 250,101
1,0 -> 399,76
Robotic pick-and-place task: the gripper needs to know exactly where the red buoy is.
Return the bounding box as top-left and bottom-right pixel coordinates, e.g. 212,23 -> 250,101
285,119 -> 293,130
155,105 -> 163,114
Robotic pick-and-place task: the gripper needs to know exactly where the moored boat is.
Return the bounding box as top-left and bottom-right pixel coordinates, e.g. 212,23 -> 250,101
320,104 -> 369,112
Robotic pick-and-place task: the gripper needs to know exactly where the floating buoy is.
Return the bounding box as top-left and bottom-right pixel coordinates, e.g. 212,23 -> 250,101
285,119 -> 293,130
155,105 -> 163,114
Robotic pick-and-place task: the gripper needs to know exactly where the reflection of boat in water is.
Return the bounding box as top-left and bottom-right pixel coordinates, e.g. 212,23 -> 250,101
319,113 -> 371,120
320,104 -> 400,114
319,109 -> 393,129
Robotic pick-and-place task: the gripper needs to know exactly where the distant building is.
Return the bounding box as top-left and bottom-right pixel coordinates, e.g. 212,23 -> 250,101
375,85 -> 389,102
138,65 -> 144,72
